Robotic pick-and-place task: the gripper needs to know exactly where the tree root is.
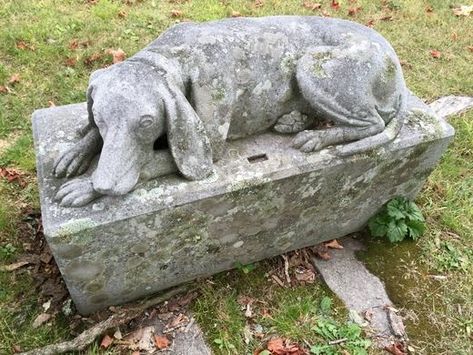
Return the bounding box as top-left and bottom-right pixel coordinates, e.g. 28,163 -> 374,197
19,285 -> 189,355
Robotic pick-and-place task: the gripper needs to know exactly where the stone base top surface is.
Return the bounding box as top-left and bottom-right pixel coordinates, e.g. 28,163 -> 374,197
33,94 -> 453,313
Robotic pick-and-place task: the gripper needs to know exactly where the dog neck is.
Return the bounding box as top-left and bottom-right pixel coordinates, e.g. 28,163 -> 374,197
128,50 -> 185,93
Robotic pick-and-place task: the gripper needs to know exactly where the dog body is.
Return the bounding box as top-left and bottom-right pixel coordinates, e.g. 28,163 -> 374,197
54,16 -> 408,207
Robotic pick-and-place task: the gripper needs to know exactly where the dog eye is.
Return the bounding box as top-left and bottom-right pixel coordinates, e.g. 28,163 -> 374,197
139,116 -> 154,128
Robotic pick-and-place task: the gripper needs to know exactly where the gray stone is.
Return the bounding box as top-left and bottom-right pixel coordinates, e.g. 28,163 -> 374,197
50,16 -> 410,206
312,237 -> 406,347
428,95 -> 473,119
33,94 -> 453,314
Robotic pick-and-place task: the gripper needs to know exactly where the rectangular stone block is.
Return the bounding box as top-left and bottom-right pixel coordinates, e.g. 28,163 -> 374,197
33,95 -> 453,314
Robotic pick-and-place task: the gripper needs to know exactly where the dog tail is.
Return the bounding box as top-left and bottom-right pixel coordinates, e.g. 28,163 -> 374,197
336,92 -> 407,156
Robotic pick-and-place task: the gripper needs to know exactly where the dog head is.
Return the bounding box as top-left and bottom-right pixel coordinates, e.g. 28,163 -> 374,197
87,53 -> 213,196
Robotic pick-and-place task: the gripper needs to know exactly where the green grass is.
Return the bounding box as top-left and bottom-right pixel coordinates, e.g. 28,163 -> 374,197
0,0 -> 472,353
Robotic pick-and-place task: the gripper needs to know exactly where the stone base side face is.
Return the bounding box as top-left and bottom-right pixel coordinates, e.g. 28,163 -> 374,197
33,98 -> 453,314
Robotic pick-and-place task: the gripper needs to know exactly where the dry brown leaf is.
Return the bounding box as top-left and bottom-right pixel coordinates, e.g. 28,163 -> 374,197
171,9 -> 183,17
167,313 -> 189,329
294,266 -> 316,283
154,335 -> 171,349
0,260 -> 31,272
467,46 -> 473,52
254,0 -> 264,8
425,6 -> 433,13
231,10 -> 241,17
384,342 -> 407,355
452,5 -> 473,17
48,100 -> 56,107
69,39 -> 79,50
8,73 -> 20,85
12,345 -> 21,353
330,0 -> 340,10
32,313 -> 51,328
100,334 -> 113,349
430,50 -> 441,59
106,48 -> 126,64
64,57 -> 77,67
84,52 -> 102,66
303,1 -> 321,11
118,10 -> 127,18
267,337 -> 307,355
325,239 -> 343,249
348,6 -> 362,16
16,41 -> 34,51
366,19 -> 375,27
380,15 -> 393,21
0,85 -> 10,94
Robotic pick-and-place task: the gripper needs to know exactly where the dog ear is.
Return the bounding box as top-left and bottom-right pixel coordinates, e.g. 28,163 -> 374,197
85,68 -> 107,130
162,82 -> 213,180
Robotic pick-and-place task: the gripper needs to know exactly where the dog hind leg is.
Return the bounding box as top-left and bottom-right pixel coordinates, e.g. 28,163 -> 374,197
293,47 -> 393,153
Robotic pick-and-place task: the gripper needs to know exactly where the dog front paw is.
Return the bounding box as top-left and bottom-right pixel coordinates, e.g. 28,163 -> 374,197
53,146 -> 95,178
55,178 -> 101,207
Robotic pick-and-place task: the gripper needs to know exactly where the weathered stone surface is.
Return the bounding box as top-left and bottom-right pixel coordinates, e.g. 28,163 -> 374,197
429,95 -> 473,119
33,94 -> 453,314
312,236 -> 406,348
53,16 -> 410,206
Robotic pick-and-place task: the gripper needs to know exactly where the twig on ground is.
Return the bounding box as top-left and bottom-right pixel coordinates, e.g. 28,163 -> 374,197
328,338 -> 348,345
18,285 -> 189,355
282,254 -> 291,284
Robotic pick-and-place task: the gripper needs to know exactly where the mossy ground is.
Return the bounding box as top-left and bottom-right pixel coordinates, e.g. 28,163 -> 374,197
0,0 -> 472,354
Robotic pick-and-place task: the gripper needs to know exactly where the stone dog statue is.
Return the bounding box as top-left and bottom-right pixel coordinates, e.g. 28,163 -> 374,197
54,16 -> 408,207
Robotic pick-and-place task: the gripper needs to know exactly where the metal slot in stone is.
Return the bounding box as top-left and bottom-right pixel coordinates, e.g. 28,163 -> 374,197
247,153 -> 268,163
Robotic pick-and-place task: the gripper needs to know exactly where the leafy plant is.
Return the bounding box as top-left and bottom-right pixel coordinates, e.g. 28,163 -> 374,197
0,243 -> 17,261
368,197 -> 426,243
235,261 -> 256,274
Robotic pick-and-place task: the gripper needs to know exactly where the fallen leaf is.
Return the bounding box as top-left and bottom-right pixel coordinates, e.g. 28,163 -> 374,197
325,239 -> 343,249
8,73 -> 20,85
42,300 -> 51,312
399,59 -> 412,69
366,19 -> 375,27
154,335 -> 170,349
0,85 -> 11,94
267,337 -> 306,355
83,52 -> 102,66
303,1 -> 321,11
100,335 -> 113,349
106,48 -> 126,64
12,345 -> 21,353
32,313 -> 51,328
467,46 -> 473,52
380,15 -> 393,21
348,6 -> 362,16
452,32 -> 458,41
254,0 -> 264,8
384,342 -> 407,355
294,266 -> 316,283
430,50 -> 441,58
177,291 -> 198,307
16,41 -> 34,51
245,303 -> 253,318
113,327 -> 122,340
65,57 -> 77,67
137,326 -> 155,352
452,5 -> 473,17
48,100 -> 56,107
69,39 -> 79,50
171,9 -> 183,17
167,313 -> 189,329
321,10 -> 331,17
231,11 -> 241,17
118,10 -> 127,18
0,167 -> 26,187
0,260 -> 30,272
425,6 -> 433,13
237,295 -> 255,306
330,0 -> 340,10
260,307 -> 273,319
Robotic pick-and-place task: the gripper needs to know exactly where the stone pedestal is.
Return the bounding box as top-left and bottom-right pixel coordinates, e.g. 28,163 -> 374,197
32,95 -> 453,314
